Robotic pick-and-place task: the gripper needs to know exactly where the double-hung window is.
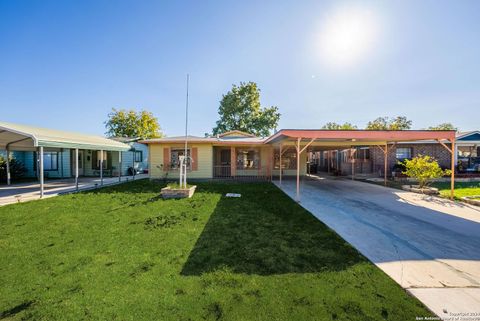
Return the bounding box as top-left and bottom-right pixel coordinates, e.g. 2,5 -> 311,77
134,151 -> 143,162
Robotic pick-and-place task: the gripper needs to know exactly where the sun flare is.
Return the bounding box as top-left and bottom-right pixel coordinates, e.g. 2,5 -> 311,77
316,6 -> 380,68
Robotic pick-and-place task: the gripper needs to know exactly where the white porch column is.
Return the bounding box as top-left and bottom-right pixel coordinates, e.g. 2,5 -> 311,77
132,150 -> 135,181
118,152 -> 122,182
279,144 -> 282,185
39,146 -> 44,198
6,148 -> 11,185
75,148 -> 79,191
100,150 -> 104,186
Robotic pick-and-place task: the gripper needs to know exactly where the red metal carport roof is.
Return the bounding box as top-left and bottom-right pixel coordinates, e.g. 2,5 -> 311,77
265,129 -> 456,144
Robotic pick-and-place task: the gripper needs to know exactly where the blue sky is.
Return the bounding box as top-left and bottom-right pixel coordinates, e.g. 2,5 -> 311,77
1,0 -> 479,136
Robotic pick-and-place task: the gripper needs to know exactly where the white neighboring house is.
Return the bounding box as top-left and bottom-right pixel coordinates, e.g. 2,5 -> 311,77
111,137 -> 149,175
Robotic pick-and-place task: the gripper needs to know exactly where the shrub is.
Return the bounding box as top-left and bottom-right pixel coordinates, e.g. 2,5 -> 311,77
401,155 -> 451,188
0,156 -> 27,182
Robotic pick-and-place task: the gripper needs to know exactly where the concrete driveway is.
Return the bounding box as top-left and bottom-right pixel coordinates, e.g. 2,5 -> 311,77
276,175 -> 480,317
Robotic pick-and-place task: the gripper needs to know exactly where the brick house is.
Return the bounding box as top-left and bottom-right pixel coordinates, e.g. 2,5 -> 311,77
312,131 -> 480,177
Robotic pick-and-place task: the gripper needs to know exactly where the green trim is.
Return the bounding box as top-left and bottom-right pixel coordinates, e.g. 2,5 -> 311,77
38,140 -> 130,151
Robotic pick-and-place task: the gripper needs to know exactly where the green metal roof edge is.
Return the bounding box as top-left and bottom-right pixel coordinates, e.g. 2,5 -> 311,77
37,140 -> 131,151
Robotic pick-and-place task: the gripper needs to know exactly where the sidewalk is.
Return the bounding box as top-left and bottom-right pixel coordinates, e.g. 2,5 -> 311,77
0,174 -> 148,206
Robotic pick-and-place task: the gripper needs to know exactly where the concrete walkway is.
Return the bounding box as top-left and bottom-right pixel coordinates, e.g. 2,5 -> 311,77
275,175 -> 480,317
0,174 -> 148,206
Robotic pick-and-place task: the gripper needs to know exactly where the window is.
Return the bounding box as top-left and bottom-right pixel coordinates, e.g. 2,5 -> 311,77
170,148 -> 191,170
237,148 -> 260,169
396,147 -> 412,160
274,148 -> 296,170
92,151 -> 108,169
134,151 -> 143,162
43,152 -> 58,171
355,148 -> 370,160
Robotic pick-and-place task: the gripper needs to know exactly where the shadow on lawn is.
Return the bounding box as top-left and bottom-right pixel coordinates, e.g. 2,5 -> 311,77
181,182 -> 365,276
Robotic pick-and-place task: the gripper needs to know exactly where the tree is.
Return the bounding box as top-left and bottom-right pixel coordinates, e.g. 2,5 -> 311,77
212,82 -> 280,137
322,122 -> 357,130
105,109 -> 163,138
0,156 -> 26,182
401,155 -> 450,188
366,116 -> 412,130
428,123 -> 457,131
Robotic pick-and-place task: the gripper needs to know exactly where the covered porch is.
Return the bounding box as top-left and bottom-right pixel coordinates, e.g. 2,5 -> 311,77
212,145 -> 272,180
0,121 -> 131,198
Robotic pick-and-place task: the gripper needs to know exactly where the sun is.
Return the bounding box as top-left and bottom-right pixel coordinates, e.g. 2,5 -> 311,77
316,6 -> 381,68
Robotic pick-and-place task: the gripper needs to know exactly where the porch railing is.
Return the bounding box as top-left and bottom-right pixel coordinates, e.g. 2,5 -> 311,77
213,165 -> 271,181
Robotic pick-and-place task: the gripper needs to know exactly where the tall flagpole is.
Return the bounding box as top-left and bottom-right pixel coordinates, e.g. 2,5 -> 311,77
184,74 -> 189,188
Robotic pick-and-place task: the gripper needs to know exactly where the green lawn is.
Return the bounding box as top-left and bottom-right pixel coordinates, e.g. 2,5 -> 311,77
360,179 -> 480,201
431,181 -> 480,199
0,180 -> 431,320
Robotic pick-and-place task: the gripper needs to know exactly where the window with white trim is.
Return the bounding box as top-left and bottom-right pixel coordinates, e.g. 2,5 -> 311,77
134,151 -> 143,162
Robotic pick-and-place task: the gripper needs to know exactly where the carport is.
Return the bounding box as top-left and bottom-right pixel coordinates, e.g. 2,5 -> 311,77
265,129 -> 457,201
0,121 -> 131,197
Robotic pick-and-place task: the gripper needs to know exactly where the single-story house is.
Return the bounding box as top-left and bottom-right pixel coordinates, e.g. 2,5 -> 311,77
143,129 -> 461,199
110,137 -> 149,175
142,129 -> 477,181
142,130 -> 304,180
0,122 -> 144,187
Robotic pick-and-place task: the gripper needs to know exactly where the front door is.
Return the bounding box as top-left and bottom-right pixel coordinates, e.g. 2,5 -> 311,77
219,149 -> 231,177
72,150 -> 84,176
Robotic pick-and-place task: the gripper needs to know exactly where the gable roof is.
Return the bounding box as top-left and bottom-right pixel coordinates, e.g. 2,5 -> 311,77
456,131 -> 480,141
218,130 -> 256,138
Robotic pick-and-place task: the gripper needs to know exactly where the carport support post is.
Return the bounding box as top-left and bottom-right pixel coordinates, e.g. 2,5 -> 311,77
384,143 -> 388,186
100,150 -> 103,186
351,148 -> 355,180
279,144 -> 282,185
75,148 -> 79,191
450,140 -> 455,200
296,138 -> 301,202
39,146 -> 44,198
436,139 -> 456,200
118,152 -> 122,182
6,148 -> 10,185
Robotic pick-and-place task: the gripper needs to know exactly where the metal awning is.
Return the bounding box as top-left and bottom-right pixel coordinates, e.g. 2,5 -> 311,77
0,121 -> 131,151
267,129 -> 457,201
265,129 -> 456,145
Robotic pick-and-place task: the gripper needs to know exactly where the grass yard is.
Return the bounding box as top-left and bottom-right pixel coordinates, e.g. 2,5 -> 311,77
431,181 -> 480,199
361,179 -> 480,202
0,180 -> 431,320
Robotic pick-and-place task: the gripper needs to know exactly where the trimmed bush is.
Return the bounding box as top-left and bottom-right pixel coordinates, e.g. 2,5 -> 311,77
401,155 -> 450,188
